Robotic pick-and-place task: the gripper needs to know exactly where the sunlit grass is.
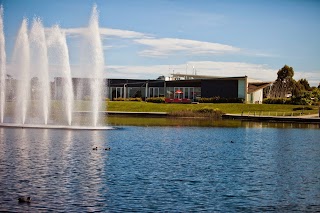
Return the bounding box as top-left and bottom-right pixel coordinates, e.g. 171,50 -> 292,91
107,101 -> 319,115
4,100 -> 318,116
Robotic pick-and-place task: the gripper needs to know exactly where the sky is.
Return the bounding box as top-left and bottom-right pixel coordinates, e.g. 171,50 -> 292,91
1,0 -> 320,85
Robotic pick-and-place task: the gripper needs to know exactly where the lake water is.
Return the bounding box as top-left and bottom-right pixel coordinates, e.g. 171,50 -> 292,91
1,121 -> 320,212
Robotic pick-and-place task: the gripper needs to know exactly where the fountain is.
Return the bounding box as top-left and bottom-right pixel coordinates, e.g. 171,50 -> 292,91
12,18 -> 31,125
0,5 -> 112,130
0,6 -> 5,124
29,17 -> 50,125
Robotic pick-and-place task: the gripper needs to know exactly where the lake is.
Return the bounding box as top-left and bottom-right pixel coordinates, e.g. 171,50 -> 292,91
0,119 -> 320,212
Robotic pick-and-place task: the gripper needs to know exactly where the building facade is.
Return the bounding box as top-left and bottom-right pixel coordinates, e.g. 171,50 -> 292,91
106,74 -> 271,103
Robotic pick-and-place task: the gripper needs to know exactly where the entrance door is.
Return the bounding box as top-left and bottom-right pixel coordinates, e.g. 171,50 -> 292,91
115,87 -> 123,98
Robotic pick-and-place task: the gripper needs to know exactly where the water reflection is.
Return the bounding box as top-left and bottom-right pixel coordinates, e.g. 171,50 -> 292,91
106,116 -> 320,129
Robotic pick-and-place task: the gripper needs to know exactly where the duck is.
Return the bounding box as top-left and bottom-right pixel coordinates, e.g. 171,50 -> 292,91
92,147 -> 98,150
18,196 -> 31,203
105,147 -> 111,150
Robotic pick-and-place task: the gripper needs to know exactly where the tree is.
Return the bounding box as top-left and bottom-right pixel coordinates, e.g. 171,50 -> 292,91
297,78 -> 310,91
277,65 -> 294,81
269,65 -> 295,98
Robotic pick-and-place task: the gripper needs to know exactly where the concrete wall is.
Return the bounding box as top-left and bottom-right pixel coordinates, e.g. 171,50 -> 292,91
247,90 -> 263,104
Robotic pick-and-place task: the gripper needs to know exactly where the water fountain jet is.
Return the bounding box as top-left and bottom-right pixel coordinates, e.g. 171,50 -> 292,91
87,4 -> 105,127
0,5 -> 6,123
12,18 -> 30,124
29,17 -> 50,125
0,5 -> 111,130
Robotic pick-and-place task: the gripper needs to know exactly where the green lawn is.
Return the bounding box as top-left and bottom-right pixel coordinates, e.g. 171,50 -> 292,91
107,101 -> 319,115
4,100 -> 318,116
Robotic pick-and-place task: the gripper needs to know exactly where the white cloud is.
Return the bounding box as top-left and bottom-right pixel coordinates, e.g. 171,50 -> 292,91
106,61 -> 277,82
99,28 -> 149,39
135,38 -> 240,57
39,26 -> 318,85
61,27 -> 149,39
66,61 -> 319,85
58,27 -> 241,57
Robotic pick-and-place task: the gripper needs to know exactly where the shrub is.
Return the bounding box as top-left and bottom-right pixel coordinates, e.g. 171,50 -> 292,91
112,97 -> 142,101
169,107 -> 224,118
199,97 -> 244,103
146,97 -> 165,103
128,97 -> 142,102
290,96 -> 312,105
113,97 -> 126,101
263,98 -> 291,104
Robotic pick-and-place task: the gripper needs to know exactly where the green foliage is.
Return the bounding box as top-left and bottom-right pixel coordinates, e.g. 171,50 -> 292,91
291,96 -> 312,105
146,97 -> 165,103
199,97 -> 244,103
263,98 -> 291,104
312,88 -> 320,102
113,97 -> 142,102
265,88 -> 320,105
269,65 -> 295,98
169,107 -> 224,118
277,65 -> 294,81
297,78 -> 311,91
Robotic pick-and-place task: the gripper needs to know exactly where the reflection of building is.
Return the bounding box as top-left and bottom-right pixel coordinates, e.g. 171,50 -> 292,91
6,74 -> 271,104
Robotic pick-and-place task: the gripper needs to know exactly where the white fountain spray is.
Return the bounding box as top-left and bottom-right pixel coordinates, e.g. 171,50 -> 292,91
0,5 -> 6,123
29,17 -> 50,124
87,4 -> 105,127
47,25 -> 73,126
12,18 -> 30,124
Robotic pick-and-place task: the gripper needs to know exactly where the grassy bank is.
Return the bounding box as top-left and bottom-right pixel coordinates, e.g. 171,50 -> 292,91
107,101 -> 319,115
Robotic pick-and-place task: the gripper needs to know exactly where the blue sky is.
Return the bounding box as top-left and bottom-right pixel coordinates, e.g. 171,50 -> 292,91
1,0 -> 320,85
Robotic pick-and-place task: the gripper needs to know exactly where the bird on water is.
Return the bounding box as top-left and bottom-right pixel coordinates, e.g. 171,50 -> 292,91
18,196 -> 31,203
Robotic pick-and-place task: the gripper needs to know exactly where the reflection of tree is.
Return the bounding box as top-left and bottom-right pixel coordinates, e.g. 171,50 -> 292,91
269,65 -> 295,98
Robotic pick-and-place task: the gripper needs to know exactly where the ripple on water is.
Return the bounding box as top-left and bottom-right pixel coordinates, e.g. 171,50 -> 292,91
0,127 -> 320,212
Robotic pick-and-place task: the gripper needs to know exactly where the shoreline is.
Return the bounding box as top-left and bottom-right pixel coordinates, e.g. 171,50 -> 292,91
74,111 -> 320,123
222,113 -> 320,123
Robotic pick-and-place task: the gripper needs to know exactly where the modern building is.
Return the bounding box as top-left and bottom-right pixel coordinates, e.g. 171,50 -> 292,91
107,74 -> 272,104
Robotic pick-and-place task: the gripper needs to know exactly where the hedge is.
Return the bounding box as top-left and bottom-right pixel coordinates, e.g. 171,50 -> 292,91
199,97 -> 244,103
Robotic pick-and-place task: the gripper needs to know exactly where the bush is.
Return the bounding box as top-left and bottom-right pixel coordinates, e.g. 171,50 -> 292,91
128,98 -> 142,102
146,97 -> 165,103
263,98 -> 291,104
112,97 -> 142,101
199,97 -> 244,103
290,96 -> 312,105
113,97 -> 126,101
169,107 -> 224,118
